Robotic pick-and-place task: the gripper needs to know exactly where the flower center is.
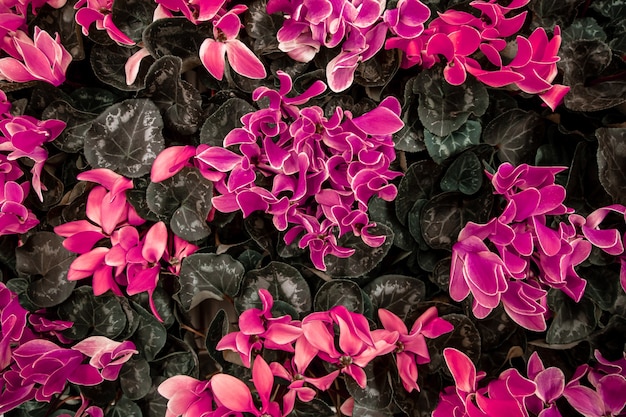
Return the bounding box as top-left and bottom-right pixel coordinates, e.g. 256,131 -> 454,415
339,355 -> 353,367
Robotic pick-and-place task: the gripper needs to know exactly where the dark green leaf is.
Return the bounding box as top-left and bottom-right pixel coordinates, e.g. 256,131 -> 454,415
345,356 -> 394,410
364,275 -> 425,323
90,44 -> 153,91
199,98 -> 256,146
591,0 -> 626,19
415,67 -> 488,137
290,398 -> 335,417
159,349 -> 198,378
546,291 -> 600,344
146,167 -> 213,241
562,17 -> 607,43
427,313 -> 480,373
31,2 -> 84,60
205,309 -> 229,370
579,265 -> 620,311
565,141 -> 613,213
559,40 -> 626,111
244,211 -> 278,256
70,88 -> 121,113
424,120 -> 482,164
238,249 -> 264,271
111,0 -> 156,43
596,127 -> 626,205
143,18 -> 211,62
351,404 -> 395,417
368,197 -> 415,251
106,397 -> 142,417
141,55 -> 202,135
16,232 -> 76,308
84,99 -> 165,178
131,302 -> 167,361
483,109 -> 544,165
440,151 -> 483,195
244,0 -> 280,54
354,48 -> 400,88
420,191 -> 493,250
395,160 -> 442,226
529,0 -> 583,27
236,261 -> 312,316
42,100 -> 95,153
314,279 -> 364,313
178,253 -> 244,310
324,224 -> 394,278
120,357 -> 152,400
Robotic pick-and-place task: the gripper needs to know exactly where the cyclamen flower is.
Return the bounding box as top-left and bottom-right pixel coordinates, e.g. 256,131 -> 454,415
74,0 -> 135,45
525,351 -> 566,417
0,180 -> 38,235
0,27 -> 72,86
0,282 -> 30,369
71,336 -> 138,380
155,0 -> 226,24
199,11 -> 266,81
158,375 -> 213,417
377,307 -> 453,392
564,361 -> 626,417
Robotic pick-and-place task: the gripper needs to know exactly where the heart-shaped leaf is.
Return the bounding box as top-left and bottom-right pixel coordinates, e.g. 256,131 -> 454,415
345,356 -> 394,410
199,98 -> 257,146
120,357 -> 152,400
483,109 -> 544,165
314,279 -> 364,313
178,253 -> 245,311
235,262 -> 312,316
16,232 -> 76,308
440,151 -> 483,195
427,313 -> 481,373
364,275 -> 425,323
131,301 -> 167,361
111,0 -> 156,43
424,120 -> 482,164
146,167 -> 213,242
596,127 -> 626,205
90,44 -> 153,91
562,17 -> 607,43
84,99 -> 165,178
324,224 -> 394,278
143,17 -> 212,62
395,160 -> 442,226
546,291 -> 600,344
415,67 -> 488,137
42,100 -> 95,153
140,55 -> 202,135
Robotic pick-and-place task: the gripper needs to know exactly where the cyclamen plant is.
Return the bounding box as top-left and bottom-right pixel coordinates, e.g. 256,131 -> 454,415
1,0 -> 626,416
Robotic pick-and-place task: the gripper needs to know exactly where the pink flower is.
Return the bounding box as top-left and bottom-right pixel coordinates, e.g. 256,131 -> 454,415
71,336 -> 137,380
383,0 -> 430,38
525,351 -> 565,417
155,0 -> 225,24
199,11 -> 266,80
158,375 -> 213,417
377,307 -> 453,392
0,27 -> 72,86
74,0 -> 135,45
0,180 -> 38,235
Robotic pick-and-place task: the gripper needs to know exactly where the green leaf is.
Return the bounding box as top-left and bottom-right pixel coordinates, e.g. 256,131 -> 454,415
314,279 -> 364,313
559,40 -> 626,111
84,99 -> 165,178
345,356 -> 394,410
562,17 -> 607,43
106,397 -> 142,417
415,67 -> 488,137
143,17 -> 212,62
427,313 -> 481,373
420,191 -> 493,250
591,0 -> 626,19
57,287 -> 127,340
395,160 -> 442,226
178,253 -> 245,310
596,127 -> 626,205
235,262 -> 312,316
111,0 -> 155,43
90,44 -> 153,91
15,232 -> 76,308
364,275 -> 425,323
205,309 -> 229,370
140,55 -> 202,135
42,100 -> 95,153
546,291 -> 600,344
70,87 -> 121,113
131,302 -> 167,361
579,265 -> 620,311
324,224 -> 394,278
200,98 -> 257,146
408,199 -> 429,250
120,357 -> 152,400
483,109 -> 544,165
368,197 -> 415,251
290,399 -> 335,417
146,167 -> 213,242
424,120 -> 482,164
440,151 -> 483,195
529,0 -> 583,27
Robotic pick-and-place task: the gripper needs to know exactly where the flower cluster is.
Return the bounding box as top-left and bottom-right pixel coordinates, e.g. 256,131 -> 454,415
434,347 -> 626,417
54,168 -> 198,320
0,91 -> 65,235
152,71 -> 403,270
268,0 -> 568,109
159,289 -> 453,416
0,0 -> 71,86
0,282 -> 137,414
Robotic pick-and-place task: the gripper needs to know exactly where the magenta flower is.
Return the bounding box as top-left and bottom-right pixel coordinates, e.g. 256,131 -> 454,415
383,0 -> 430,38
301,305 -> 397,388
71,336 -> 137,380
155,0 -> 225,24
564,364 -> 626,417
74,0 -> 135,45
216,288 -> 302,367
0,27 -> 72,86
525,352 -> 565,417
378,307 -> 453,392
212,355 -> 283,417
158,375 -> 213,417
0,282 -> 30,369
199,11 -> 266,81
0,180 -> 38,235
